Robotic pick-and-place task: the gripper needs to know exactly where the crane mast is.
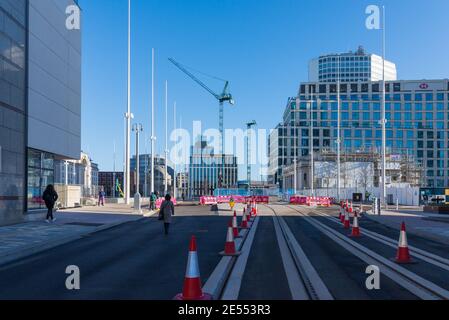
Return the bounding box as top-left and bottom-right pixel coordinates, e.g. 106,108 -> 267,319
168,58 -> 234,189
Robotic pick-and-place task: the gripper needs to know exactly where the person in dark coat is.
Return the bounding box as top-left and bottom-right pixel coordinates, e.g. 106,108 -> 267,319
159,194 -> 175,235
42,184 -> 58,223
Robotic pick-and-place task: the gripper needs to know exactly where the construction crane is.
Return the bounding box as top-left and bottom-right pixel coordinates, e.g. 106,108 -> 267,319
168,58 -> 234,187
246,120 -> 257,189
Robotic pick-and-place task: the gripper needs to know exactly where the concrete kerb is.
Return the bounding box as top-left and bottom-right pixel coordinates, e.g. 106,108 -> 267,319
0,217 -> 145,268
203,215 -> 258,300
363,210 -> 449,247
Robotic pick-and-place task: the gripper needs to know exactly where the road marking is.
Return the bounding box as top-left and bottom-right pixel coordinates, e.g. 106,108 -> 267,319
312,208 -> 449,272
292,206 -> 449,300
220,217 -> 260,300
272,216 -> 309,300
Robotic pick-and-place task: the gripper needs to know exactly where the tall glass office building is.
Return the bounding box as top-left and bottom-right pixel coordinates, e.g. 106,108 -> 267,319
189,138 -> 238,198
269,79 -> 449,189
0,0 -> 81,225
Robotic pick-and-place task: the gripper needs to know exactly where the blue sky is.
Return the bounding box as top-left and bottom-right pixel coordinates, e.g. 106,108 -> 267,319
79,0 -> 449,178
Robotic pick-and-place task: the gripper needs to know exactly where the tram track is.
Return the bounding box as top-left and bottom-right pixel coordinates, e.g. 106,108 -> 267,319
286,205 -> 449,300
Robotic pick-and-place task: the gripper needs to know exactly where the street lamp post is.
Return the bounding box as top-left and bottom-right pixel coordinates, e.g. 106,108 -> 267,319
164,80 -> 168,195
337,55 -> 341,202
380,6 -> 387,210
150,48 -> 156,195
293,159 -> 297,196
132,123 -> 143,213
310,89 -> 315,198
124,0 -> 132,205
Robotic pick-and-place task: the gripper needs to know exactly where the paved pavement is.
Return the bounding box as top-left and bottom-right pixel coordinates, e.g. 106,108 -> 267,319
0,209 -> 143,266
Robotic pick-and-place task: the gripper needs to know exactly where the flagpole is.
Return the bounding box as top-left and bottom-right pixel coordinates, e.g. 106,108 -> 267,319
165,80 -> 168,195
337,54 -> 341,201
151,48 -> 155,194
381,6 -> 387,210
124,0 -> 131,204
173,102 -> 177,199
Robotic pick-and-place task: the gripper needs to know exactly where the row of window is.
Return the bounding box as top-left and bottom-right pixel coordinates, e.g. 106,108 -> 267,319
297,93 -> 448,103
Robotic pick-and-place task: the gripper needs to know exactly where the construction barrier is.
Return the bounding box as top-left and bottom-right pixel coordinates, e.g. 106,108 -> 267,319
290,196 -> 332,207
155,197 -> 177,209
245,196 -> 269,204
199,195 -> 263,205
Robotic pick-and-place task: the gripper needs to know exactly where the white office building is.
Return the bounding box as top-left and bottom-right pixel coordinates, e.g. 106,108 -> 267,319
308,46 -> 397,83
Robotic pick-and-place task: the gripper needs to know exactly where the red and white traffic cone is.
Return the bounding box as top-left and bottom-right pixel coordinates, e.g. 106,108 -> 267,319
232,215 -> 241,238
343,211 -> 350,229
340,206 -> 348,223
220,220 -> 241,256
240,211 -> 248,229
395,222 -> 413,264
175,236 -> 212,300
349,214 -> 361,237
233,210 -> 237,217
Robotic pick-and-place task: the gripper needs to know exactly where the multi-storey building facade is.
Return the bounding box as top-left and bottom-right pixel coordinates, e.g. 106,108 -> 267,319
189,138 -> 238,198
130,155 -> 174,197
1,0 -> 81,224
308,46 -> 397,83
270,78 -> 449,189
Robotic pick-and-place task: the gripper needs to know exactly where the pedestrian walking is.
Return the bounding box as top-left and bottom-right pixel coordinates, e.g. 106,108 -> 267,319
98,188 -> 106,206
42,184 -> 58,223
150,192 -> 157,211
159,194 -> 175,235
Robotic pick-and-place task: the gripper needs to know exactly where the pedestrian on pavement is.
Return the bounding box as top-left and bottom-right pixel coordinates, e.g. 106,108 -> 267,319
43,184 -> 58,223
159,194 -> 175,235
98,188 -> 106,206
150,192 -> 157,211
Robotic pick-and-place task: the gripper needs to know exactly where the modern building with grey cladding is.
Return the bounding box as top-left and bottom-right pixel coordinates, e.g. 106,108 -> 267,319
269,51 -> 449,190
0,0 -> 81,225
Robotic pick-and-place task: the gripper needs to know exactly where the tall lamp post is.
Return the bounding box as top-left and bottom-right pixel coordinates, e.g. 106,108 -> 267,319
380,6 -> 387,209
164,80 -> 168,195
132,123 -> 143,213
124,0 -> 132,205
150,48 -> 156,195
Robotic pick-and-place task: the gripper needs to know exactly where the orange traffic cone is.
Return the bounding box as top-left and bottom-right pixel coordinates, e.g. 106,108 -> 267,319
395,222 -> 413,264
240,211 -> 248,229
232,216 -> 241,238
220,220 -> 241,256
174,236 -> 212,300
349,214 -> 361,237
340,206 -> 346,223
343,211 -> 350,229
339,204 -> 344,221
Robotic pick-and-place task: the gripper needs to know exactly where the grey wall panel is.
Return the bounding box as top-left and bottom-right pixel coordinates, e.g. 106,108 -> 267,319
27,0 -> 81,159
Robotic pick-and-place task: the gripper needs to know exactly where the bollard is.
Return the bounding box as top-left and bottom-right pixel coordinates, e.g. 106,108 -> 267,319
396,198 -> 399,211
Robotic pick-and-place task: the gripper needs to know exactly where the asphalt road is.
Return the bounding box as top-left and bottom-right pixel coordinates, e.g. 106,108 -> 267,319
0,206 -> 228,299
0,204 -> 447,300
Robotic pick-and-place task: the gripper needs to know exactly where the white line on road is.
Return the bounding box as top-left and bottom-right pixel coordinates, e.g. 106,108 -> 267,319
272,216 -> 310,300
220,217 -> 260,300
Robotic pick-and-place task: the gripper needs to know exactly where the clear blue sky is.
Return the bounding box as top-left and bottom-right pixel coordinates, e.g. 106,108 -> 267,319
79,0 -> 449,178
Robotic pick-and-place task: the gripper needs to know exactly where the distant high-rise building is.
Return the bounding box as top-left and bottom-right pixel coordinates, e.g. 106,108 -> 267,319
189,137 -> 238,198
130,155 -> 174,197
270,49 -> 449,191
308,46 -> 397,83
